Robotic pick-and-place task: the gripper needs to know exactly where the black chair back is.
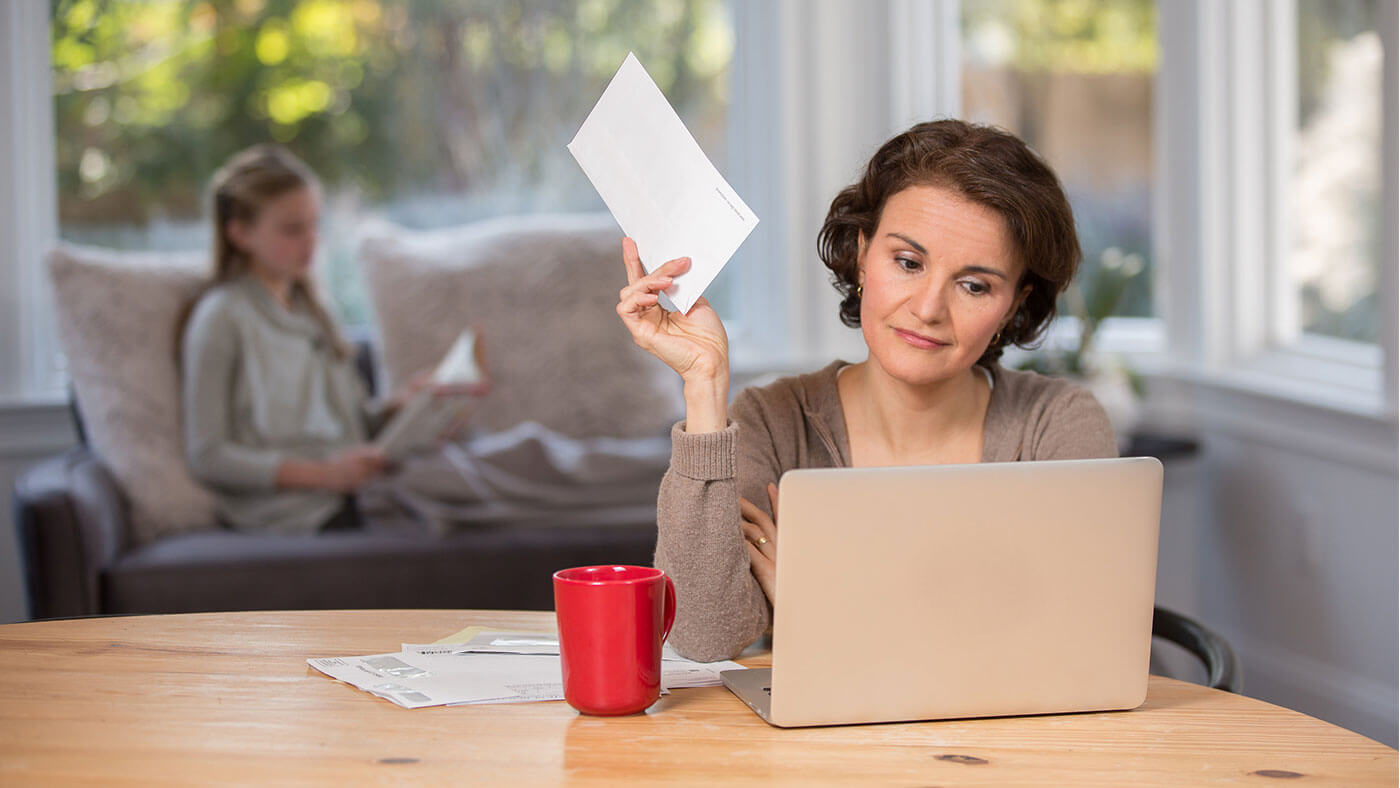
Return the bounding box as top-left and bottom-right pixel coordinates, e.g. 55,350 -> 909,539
1152,606 -> 1241,693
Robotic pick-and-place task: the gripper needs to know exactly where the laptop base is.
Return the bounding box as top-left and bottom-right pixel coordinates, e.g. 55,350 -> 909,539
720,668 -> 775,724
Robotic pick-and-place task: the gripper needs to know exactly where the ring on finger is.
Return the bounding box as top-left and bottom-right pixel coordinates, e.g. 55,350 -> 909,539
756,536 -> 769,546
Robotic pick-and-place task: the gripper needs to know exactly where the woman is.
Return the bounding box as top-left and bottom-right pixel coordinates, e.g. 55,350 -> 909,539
181,145 -> 485,534
616,120 -> 1117,662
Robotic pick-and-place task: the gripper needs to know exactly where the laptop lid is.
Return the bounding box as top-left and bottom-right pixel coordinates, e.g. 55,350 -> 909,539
764,457 -> 1163,728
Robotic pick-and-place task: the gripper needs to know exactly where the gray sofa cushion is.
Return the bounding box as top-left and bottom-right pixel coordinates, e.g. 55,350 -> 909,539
47,245 -> 220,542
104,519 -> 657,614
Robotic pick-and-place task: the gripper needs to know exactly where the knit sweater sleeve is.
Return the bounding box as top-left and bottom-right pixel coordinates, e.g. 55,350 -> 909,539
654,388 -> 783,662
181,293 -> 284,492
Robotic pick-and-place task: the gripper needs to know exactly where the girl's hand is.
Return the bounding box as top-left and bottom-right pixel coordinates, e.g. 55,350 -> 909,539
740,483 -> 780,607
391,349 -> 492,410
322,446 -> 389,492
430,378 -> 493,398
615,237 -> 729,385
385,370 -> 432,414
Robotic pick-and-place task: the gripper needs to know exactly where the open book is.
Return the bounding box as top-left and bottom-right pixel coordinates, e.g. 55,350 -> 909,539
374,328 -> 485,460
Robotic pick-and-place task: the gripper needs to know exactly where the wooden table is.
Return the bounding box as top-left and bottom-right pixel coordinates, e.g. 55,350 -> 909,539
1,610 -> 1393,785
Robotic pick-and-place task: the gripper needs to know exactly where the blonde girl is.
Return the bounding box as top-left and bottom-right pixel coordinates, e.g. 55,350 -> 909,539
181,144 -> 477,533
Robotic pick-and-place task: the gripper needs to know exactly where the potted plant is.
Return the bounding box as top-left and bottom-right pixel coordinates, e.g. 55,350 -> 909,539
1017,246 -> 1147,439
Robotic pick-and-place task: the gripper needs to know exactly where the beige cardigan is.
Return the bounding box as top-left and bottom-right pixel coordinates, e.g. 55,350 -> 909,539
655,360 -> 1119,662
182,276 -> 371,534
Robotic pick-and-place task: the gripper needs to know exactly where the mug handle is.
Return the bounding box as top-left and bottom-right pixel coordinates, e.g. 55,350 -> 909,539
660,574 -> 677,644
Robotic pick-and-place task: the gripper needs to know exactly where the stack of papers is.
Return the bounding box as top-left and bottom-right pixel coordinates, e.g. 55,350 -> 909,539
307,629 -> 746,709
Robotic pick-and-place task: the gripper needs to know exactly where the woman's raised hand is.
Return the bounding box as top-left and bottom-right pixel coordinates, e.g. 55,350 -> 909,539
615,237 -> 729,384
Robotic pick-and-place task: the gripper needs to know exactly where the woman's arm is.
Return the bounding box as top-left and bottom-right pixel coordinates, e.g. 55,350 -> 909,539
615,237 -> 776,661
653,390 -> 783,663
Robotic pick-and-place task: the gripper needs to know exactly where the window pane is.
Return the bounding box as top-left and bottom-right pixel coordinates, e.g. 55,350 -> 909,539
52,0 -> 734,326
1291,0 -> 1382,343
961,0 -> 1156,324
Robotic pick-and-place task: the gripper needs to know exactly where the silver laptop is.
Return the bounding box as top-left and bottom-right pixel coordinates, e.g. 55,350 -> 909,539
721,457 -> 1163,728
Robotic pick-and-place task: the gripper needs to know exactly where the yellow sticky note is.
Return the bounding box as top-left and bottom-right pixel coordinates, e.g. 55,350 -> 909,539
432,625 -> 490,645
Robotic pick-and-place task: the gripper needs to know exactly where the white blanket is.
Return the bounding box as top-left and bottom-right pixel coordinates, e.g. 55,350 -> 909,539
363,421 -> 669,534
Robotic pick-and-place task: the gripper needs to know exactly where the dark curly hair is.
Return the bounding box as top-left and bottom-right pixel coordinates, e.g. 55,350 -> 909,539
817,120 -> 1081,365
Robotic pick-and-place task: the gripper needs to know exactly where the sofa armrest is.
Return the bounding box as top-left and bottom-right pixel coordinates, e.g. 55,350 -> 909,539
13,448 -> 132,618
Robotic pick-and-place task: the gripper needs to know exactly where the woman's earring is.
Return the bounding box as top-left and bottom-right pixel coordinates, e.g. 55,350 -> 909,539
992,330 -> 1002,345
856,285 -> 863,298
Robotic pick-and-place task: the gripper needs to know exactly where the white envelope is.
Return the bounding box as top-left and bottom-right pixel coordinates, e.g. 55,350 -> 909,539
568,52 -> 759,314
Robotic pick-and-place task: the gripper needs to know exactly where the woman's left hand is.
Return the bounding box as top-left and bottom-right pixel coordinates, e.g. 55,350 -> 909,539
741,482 -> 780,606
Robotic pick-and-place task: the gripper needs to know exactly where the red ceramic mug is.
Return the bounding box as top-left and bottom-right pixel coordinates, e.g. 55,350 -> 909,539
553,565 -> 677,716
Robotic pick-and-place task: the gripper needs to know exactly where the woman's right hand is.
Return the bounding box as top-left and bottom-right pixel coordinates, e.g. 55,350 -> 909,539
615,237 -> 729,385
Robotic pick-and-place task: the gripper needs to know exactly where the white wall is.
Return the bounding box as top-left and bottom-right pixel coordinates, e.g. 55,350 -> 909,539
1144,377 -> 1398,746
0,1 -> 60,399
1206,433 -> 1396,745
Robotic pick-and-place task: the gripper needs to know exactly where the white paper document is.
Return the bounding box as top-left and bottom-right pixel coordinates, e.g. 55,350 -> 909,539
568,52 -> 759,314
450,630 -> 740,689
430,328 -> 484,386
307,631 -> 746,709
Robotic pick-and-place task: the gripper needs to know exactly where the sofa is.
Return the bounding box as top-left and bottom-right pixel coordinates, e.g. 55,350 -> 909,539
14,213 -> 679,619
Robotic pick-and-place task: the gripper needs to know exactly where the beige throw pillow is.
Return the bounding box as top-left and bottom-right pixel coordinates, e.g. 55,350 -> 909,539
360,213 -> 682,440
48,244 -> 219,542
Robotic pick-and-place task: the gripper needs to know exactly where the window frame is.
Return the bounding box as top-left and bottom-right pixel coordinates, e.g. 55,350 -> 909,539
1,2 -> 61,402
719,0 -> 788,365
1156,0 -> 1397,417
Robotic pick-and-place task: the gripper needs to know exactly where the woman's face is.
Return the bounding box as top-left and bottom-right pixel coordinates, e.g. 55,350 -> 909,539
858,184 -> 1027,387
228,186 -> 319,282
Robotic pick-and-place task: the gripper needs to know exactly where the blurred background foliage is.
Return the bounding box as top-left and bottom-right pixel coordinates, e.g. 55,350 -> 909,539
962,0 -> 1157,73
52,0 -> 731,226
